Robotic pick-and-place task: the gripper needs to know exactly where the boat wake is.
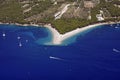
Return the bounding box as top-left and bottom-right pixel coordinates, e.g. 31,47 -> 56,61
113,48 -> 120,53
49,56 -> 65,61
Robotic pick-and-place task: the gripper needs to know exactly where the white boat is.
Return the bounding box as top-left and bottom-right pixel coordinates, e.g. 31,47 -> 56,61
113,48 -> 120,53
49,56 -> 64,61
26,40 -> 28,43
17,36 -> 21,40
19,42 -> 22,47
2,32 -> 6,37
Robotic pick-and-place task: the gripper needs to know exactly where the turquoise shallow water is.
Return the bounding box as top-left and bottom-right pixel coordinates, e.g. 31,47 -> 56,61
0,24 -> 120,80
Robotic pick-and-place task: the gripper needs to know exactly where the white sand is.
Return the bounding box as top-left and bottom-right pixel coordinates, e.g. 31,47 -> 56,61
0,21 -> 120,45
44,23 -> 110,45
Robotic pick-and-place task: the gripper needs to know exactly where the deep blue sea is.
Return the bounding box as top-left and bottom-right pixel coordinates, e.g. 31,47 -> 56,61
0,24 -> 120,80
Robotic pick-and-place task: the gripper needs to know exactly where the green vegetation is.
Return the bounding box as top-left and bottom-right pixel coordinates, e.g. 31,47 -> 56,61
0,0 -> 120,34
52,0 -> 120,34
51,18 -> 94,34
91,0 -> 120,17
24,0 -> 52,18
0,0 -> 25,23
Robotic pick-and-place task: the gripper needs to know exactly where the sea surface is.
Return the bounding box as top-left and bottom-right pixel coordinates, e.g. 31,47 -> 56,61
0,24 -> 120,80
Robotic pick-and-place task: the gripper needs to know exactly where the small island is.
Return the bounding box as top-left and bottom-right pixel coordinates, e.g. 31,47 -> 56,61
0,0 -> 120,34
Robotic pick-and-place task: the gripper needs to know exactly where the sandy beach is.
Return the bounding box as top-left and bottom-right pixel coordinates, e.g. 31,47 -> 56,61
44,22 -> 120,45
0,21 -> 120,45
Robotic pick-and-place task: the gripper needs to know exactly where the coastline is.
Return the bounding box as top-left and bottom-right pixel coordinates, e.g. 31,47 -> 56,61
44,22 -> 117,45
45,21 -> 120,45
0,21 -> 120,45
0,21 -> 48,27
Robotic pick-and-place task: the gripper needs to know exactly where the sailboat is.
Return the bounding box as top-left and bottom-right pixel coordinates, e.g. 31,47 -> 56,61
2,32 -> 6,37
19,42 -> 22,47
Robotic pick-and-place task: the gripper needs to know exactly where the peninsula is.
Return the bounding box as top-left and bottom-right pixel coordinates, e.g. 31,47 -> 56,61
0,0 -> 120,34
